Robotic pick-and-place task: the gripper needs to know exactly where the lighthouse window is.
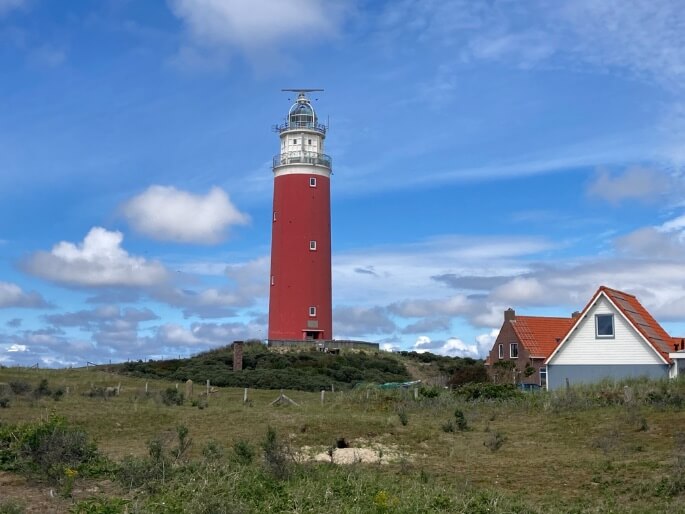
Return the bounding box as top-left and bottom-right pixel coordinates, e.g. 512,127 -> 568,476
308,139 -> 312,145
309,306 -> 316,317
271,275 -> 275,286
293,139 -> 298,144
273,211 -> 277,221
309,177 -> 317,187
309,240 -> 317,251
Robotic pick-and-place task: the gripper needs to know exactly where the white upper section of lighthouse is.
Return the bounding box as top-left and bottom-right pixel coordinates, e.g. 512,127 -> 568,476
273,91 -> 331,178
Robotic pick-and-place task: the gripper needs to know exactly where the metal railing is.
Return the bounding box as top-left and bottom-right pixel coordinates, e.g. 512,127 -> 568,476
273,151 -> 332,168
273,121 -> 327,134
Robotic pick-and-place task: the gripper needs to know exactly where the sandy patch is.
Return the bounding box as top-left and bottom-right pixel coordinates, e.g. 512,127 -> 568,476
299,443 -> 408,465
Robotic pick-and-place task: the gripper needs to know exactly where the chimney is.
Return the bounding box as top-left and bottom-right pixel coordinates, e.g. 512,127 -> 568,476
233,341 -> 244,371
675,343 -> 679,352
571,311 -> 581,319
504,308 -> 516,322
681,339 -> 684,351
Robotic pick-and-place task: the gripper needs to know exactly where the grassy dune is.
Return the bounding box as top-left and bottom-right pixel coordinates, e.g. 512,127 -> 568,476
1,367 -> 685,513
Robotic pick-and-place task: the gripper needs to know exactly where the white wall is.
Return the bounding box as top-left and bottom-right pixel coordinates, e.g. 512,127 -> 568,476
550,295 -> 663,366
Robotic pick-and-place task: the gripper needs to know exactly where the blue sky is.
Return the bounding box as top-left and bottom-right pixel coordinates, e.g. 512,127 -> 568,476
2,0 -> 685,365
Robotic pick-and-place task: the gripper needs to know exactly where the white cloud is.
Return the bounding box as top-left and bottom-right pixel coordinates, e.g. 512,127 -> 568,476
168,0 -> 349,63
122,186 -> 248,244
475,329 -> 499,357
7,344 -> 27,352
0,282 -> 49,308
587,167 -> 672,205
412,335 -> 480,358
156,323 -> 203,345
23,227 -> 168,287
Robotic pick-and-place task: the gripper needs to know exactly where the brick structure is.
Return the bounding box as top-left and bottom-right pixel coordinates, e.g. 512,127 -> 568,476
233,341 -> 244,372
485,309 -> 574,388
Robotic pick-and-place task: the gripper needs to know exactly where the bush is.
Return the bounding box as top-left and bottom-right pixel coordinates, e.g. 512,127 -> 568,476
454,409 -> 468,431
262,426 -> 290,479
0,500 -> 24,514
0,415 -> 99,483
33,379 -> 51,398
418,386 -> 440,399
0,398 -> 9,408
484,431 -> 506,452
441,420 -> 456,433
161,388 -> 184,406
9,381 -> 31,395
397,409 -> 409,426
233,440 -> 254,465
455,383 -> 523,402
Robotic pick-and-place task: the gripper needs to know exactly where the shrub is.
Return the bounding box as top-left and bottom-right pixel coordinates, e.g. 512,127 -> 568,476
0,415 -> 99,483
484,431 -> 506,452
441,420 -> 455,433
261,426 -> 290,479
455,383 -> 522,402
418,387 -> 440,398
447,365 -> 488,387
160,388 -> 184,406
202,440 -> 223,461
0,398 -> 9,408
454,409 -> 468,431
397,409 -> 409,426
9,381 -> 31,395
233,440 -> 254,465
0,500 -> 24,514
33,379 -> 51,398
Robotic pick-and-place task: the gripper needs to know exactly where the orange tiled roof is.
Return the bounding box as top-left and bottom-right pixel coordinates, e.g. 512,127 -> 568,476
670,337 -> 685,352
590,286 -> 672,362
510,315 -> 574,359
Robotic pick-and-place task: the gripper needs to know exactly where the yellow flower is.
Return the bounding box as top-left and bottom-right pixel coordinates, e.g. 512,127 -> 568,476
65,467 -> 78,478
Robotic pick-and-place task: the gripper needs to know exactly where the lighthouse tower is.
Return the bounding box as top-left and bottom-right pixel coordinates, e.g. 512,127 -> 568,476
268,90 -> 332,341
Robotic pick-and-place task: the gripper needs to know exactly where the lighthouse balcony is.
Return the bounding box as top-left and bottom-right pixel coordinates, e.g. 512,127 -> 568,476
273,121 -> 327,134
273,151 -> 332,169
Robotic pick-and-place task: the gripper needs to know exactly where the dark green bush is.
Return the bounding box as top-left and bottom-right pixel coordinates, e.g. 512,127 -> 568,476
0,415 -> 100,483
455,383 -> 523,402
233,440 -> 255,465
160,388 -> 184,406
262,427 -> 290,479
9,381 -> 31,395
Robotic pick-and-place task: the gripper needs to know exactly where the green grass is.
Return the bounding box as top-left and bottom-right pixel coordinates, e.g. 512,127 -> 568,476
1,368 -> 685,512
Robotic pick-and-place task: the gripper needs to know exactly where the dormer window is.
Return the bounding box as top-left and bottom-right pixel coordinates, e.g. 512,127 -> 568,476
595,314 -> 614,338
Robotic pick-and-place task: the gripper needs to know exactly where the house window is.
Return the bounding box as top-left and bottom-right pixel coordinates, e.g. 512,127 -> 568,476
595,314 -> 614,338
498,344 -> 503,359
510,343 -> 518,359
309,240 -> 317,251
540,367 -> 547,387
309,177 -> 317,187
309,306 -> 316,317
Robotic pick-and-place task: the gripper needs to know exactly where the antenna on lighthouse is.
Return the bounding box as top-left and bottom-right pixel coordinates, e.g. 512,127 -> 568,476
281,88 -> 324,93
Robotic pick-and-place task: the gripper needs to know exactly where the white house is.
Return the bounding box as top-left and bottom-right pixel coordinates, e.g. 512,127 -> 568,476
545,286 -> 682,390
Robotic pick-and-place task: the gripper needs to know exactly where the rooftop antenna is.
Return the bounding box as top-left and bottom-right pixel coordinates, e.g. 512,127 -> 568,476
282,88 -> 324,101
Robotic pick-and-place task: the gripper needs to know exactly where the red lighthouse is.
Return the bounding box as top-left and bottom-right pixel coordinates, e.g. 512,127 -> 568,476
268,90 -> 332,341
